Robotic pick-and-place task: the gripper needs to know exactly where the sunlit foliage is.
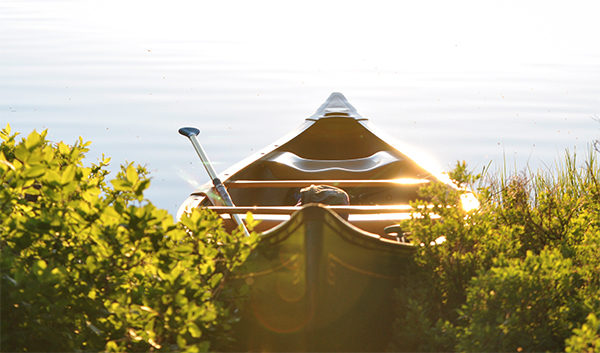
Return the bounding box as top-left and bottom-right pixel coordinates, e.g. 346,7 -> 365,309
0,125 -> 259,352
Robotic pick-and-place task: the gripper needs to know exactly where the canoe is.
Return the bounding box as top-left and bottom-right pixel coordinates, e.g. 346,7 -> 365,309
178,93 -> 454,351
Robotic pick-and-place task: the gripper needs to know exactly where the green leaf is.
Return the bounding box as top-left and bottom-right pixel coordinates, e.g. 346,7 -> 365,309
188,322 -> 202,338
126,165 -> 138,184
60,164 -> 76,184
209,273 -> 223,288
200,309 -> 217,322
245,211 -> 261,231
42,169 -> 61,185
105,340 -> 119,352
134,178 -> 150,199
14,144 -> 30,163
57,141 -> 70,155
175,244 -> 194,254
24,130 -> 43,150
175,291 -> 188,306
177,334 -> 187,348
23,165 -> 46,179
32,259 -> 48,277
86,256 -> 97,272
110,179 -> 133,192
2,123 -> 11,136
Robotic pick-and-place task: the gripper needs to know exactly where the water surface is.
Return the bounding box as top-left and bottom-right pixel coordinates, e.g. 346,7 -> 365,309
2,1 -> 599,215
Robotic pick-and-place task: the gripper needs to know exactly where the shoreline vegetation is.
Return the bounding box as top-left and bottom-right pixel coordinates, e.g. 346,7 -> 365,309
1,124 -> 599,352
1,125 -> 260,352
390,157 -> 600,352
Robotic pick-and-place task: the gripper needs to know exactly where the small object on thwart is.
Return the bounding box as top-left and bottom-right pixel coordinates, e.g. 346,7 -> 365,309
296,184 -> 350,220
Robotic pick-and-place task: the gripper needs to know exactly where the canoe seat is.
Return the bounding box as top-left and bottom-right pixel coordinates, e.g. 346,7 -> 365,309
264,151 -> 402,179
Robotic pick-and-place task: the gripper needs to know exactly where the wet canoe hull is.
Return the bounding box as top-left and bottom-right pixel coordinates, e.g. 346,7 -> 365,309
230,205 -> 414,352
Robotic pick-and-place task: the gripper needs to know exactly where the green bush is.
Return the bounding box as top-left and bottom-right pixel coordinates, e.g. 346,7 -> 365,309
389,158 -> 600,352
565,313 -> 600,353
389,162 -> 511,351
457,249 -> 585,352
0,125 -> 260,352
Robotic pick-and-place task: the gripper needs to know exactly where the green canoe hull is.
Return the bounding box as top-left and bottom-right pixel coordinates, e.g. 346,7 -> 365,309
231,205 -> 415,352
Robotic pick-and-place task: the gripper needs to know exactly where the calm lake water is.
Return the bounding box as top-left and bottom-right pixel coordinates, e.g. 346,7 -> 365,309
2,1 -> 599,216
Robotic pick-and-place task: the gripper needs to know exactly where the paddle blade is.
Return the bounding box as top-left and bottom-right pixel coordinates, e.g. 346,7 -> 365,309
178,127 -> 200,137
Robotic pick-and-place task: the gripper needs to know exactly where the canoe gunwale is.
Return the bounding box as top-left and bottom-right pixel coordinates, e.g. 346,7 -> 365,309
252,204 -> 416,255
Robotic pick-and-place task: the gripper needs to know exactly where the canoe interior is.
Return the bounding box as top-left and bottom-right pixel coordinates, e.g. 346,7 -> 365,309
227,118 -> 430,206
194,115 -> 440,237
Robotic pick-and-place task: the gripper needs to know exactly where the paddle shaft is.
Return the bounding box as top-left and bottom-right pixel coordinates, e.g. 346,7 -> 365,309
179,127 -> 249,236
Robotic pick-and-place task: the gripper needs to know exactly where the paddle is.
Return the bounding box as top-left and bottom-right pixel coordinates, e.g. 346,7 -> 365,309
178,127 -> 250,236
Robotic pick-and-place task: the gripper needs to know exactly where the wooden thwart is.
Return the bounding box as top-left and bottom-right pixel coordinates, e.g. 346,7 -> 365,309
206,205 -> 413,215
224,179 -> 429,189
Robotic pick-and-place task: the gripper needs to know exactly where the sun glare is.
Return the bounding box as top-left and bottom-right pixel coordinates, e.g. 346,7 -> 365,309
460,193 -> 480,212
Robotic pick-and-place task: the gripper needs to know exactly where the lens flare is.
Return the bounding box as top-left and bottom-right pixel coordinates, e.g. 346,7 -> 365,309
176,167 -> 202,189
460,192 -> 480,212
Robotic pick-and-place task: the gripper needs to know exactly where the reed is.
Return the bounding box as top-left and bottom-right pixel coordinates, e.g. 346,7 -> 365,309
486,146 -> 600,210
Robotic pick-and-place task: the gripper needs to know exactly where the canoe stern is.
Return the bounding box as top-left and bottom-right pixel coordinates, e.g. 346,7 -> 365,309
230,205 -> 414,351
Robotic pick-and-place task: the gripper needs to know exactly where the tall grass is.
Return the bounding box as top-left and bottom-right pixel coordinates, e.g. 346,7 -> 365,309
487,147 -> 600,208
476,147 -> 600,252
